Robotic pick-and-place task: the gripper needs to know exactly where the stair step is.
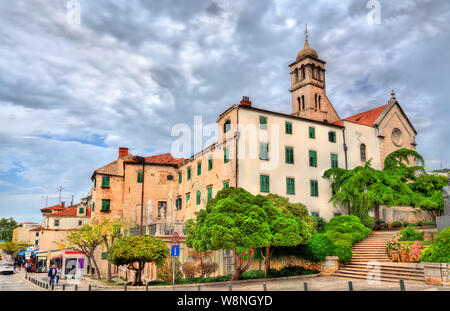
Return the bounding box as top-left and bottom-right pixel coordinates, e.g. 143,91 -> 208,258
333,270 -> 424,282
345,264 -> 424,271
332,273 -> 425,284
338,267 -> 424,277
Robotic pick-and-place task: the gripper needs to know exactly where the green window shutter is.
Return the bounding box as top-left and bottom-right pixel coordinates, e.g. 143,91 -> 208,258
310,180 -> 318,197
196,190 -> 201,205
331,154 -> 338,168
176,198 -> 182,210
260,175 -> 270,193
137,172 -> 143,183
207,187 -> 213,201
311,212 -> 319,217
178,172 -> 182,183
285,122 -> 292,134
309,127 -> 315,139
208,157 -> 213,170
223,182 -> 229,189
186,193 -> 190,203
259,116 -> 267,129
101,199 -> 110,211
101,252 -> 108,260
224,148 -> 229,163
328,131 -> 336,143
286,178 -> 295,195
259,143 -> 269,160
309,151 -> 317,167
102,176 -> 110,188
334,213 -> 342,217
187,167 -> 191,180
92,202 -> 95,212
197,162 -> 202,175
285,147 -> 294,164
79,208 -> 84,214
224,119 -> 231,133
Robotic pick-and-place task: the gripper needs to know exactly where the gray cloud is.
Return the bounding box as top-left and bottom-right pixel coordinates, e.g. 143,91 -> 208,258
0,0 -> 449,222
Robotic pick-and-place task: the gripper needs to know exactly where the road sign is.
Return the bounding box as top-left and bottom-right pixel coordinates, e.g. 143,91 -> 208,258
171,232 -> 179,243
171,245 -> 180,257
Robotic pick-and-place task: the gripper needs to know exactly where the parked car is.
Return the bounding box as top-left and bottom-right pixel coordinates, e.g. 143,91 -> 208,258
0,262 -> 14,274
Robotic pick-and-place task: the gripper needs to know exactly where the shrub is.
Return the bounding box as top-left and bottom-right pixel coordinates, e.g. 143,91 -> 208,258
361,215 -> 375,229
392,221 -> 402,228
313,216 -> 327,232
303,233 -> 335,262
333,240 -> 353,263
399,226 -> 423,242
157,257 -> 183,283
420,227 -> 450,263
417,221 -> 424,227
402,221 -> 409,227
239,270 -> 265,280
268,265 -> 317,277
147,280 -> 165,286
423,221 -> 435,226
324,215 -> 371,245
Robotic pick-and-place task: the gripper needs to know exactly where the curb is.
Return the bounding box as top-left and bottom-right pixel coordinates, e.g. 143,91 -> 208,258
14,272 -> 46,291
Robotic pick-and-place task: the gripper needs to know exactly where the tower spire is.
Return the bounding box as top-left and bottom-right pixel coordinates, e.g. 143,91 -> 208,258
304,23 -> 309,42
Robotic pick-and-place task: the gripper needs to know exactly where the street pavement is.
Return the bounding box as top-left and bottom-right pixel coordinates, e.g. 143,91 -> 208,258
0,272 -> 37,291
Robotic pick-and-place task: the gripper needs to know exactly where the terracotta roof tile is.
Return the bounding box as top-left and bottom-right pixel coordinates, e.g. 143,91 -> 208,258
145,153 -> 185,165
342,104 -> 387,126
49,207 -> 77,217
29,226 -> 42,232
40,204 -> 66,213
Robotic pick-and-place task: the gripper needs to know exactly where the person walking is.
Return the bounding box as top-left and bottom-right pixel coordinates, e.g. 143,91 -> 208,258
48,265 -> 58,287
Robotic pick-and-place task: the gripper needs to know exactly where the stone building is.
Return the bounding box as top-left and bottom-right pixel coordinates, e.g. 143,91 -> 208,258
12,222 -> 41,245
88,37 -> 424,279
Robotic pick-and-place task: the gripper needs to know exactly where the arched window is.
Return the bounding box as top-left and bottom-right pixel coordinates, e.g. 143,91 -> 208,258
302,95 -> 305,110
301,67 -> 305,80
297,97 -> 301,111
295,69 -> 299,81
317,68 -> 321,80
318,95 -> 321,110
314,94 -> 318,109
360,144 -> 367,162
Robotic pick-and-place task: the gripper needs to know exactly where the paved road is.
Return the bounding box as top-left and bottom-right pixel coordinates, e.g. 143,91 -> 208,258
0,272 -> 36,291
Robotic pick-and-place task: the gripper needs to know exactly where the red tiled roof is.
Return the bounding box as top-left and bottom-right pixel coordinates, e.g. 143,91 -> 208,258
50,208 -> 77,217
342,104 -> 387,126
41,204 -> 65,213
29,226 -> 42,232
145,153 -> 185,165
332,120 -> 343,126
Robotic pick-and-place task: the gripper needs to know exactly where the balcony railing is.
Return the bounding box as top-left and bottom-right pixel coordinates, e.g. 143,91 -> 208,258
127,223 -> 185,237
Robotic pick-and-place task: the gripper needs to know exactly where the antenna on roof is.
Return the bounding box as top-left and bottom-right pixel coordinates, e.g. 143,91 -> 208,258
304,23 -> 309,41
57,186 -> 63,205
45,195 -> 48,208
71,195 -> 74,207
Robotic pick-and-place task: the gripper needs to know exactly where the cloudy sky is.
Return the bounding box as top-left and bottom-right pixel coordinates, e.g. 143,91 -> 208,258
0,0 -> 449,223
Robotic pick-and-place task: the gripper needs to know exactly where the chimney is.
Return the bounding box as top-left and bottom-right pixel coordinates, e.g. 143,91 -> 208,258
239,96 -> 251,107
61,202 -> 65,208
119,147 -> 129,158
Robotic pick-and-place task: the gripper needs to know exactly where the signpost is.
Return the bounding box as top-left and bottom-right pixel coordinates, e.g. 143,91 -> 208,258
171,232 -> 180,291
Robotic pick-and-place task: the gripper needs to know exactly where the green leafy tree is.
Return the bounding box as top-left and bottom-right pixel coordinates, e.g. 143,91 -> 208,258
409,174 -> 447,222
0,218 -> 19,241
186,188 -> 273,280
108,235 -> 169,286
65,224 -> 103,278
0,241 -> 31,261
97,218 -> 124,282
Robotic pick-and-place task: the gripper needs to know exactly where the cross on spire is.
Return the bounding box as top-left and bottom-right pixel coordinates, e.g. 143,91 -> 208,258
304,23 -> 309,41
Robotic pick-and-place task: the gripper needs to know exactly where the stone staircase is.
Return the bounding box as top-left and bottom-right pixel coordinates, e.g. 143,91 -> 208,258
333,231 -> 425,284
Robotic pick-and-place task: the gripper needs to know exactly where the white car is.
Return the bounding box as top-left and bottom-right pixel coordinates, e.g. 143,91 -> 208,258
0,262 -> 14,274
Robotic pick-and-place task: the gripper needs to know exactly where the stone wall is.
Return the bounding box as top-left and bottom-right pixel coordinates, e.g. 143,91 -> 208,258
423,263 -> 450,286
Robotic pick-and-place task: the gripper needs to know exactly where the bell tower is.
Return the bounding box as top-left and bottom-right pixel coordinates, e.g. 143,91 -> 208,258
289,26 -> 339,123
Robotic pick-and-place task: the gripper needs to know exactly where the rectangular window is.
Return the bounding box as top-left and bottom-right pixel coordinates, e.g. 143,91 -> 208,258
54,220 -> 59,226
79,207 -> 84,214
259,116 -> 267,129
94,177 -> 96,188
207,186 -> 213,202
328,131 -> 336,143
178,171 -> 182,183
137,171 -> 143,183
224,148 -> 229,163
176,197 -> 182,210
309,150 -> 317,167
78,220 -> 82,226
197,162 -> 202,175
285,147 -> 294,164
285,121 -> 293,134
260,175 -> 270,193
208,157 -> 213,170
223,119 -> 231,133
101,199 -> 111,212
259,143 -> 269,161
196,190 -> 201,205
102,176 -> 110,188
310,180 -> 319,197
331,154 -> 338,168
309,127 -> 315,139
36,232 -> 39,237
186,193 -> 190,203
334,213 -> 342,217
101,252 -> 108,260
158,201 -> 167,218
92,202 -> 95,212
223,181 -> 229,189
311,212 -> 319,217
187,167 -> 191,180
286,178 -> 295,195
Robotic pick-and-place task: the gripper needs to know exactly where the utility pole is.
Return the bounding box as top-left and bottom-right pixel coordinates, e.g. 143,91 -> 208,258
45,195 -> 48,208
71,195 -> 74,207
